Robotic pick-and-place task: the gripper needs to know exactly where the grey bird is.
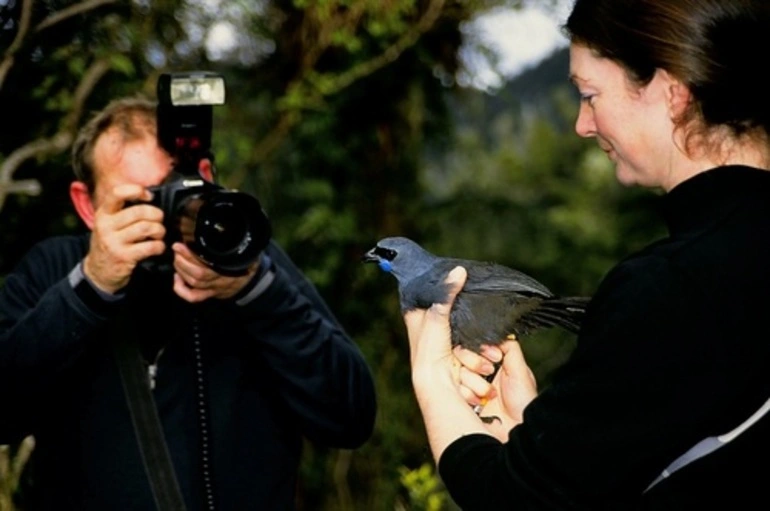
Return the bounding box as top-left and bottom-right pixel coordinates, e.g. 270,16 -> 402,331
363,236 -> 590,353
363,237 -> 590,421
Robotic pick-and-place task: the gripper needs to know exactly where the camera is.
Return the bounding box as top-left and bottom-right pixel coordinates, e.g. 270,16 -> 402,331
137,71 -> 271,276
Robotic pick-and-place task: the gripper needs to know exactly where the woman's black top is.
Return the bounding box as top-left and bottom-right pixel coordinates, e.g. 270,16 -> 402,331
439,166 -> 770,510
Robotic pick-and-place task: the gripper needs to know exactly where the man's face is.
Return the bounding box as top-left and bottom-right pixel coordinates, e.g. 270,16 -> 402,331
90,128 -> 175,208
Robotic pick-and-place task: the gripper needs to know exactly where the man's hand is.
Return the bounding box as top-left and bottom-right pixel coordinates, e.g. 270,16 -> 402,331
83,184 -> 166,294
171,242 -> 259,302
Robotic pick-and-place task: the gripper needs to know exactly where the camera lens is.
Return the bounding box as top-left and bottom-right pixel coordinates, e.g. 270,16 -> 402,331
197,202 -> 250,256
190,190 -> 272,275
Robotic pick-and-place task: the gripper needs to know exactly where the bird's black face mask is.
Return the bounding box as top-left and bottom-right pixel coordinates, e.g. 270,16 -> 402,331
362,246 -> 397,273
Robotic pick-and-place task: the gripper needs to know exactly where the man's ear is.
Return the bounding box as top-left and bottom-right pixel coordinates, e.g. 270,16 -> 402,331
198,158 -> 215,183
70,181 -> 95,229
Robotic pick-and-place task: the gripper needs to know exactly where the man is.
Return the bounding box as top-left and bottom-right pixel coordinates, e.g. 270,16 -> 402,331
0,96 -> 377,510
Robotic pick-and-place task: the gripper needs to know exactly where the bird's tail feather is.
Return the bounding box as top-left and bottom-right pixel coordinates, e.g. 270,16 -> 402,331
523,296 -> 591,334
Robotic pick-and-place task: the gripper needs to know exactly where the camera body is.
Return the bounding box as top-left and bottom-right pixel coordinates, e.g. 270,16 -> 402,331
139,71 -> 271,276
143,172 -> 271,275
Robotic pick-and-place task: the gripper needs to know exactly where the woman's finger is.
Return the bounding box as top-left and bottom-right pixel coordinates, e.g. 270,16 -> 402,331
453,345 -> 497,377
458,366 -> 496,404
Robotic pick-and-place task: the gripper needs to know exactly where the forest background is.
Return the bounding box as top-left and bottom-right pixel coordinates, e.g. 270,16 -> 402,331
0,0 -> 665,509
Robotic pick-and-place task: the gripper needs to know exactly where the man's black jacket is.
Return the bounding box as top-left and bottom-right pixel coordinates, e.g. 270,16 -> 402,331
0,235 -> 377,510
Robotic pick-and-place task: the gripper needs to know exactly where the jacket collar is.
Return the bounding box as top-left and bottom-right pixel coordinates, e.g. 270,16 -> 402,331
661,165 -> 770,236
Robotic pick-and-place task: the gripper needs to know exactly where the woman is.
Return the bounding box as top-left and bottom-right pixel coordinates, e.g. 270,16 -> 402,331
405,0 -> 770,508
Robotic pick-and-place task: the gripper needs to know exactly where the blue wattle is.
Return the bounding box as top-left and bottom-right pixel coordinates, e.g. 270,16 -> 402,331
379,260 -> 393,273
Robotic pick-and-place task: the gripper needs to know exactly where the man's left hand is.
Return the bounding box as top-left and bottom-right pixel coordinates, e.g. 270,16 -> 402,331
171,242 -> 258,302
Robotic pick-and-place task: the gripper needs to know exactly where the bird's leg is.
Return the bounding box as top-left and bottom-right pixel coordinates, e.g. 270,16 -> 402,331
473,360 -> 503,424
483,360 -> 503,384
474,334 -> 515,424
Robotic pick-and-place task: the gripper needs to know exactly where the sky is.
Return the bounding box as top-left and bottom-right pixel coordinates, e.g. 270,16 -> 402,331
461,1 -> 572,90
200,0 -> 573,91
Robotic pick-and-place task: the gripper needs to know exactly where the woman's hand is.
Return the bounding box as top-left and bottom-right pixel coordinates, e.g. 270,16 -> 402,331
453,344 -> 503,408
404,266 -> 498,460
402,265 -> 539,458
454,340 -> 538,442
405,266 -> 467,394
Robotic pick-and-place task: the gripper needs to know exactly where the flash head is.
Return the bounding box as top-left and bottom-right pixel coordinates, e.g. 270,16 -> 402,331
156,71 -> 226,173
157,71 -> 225,106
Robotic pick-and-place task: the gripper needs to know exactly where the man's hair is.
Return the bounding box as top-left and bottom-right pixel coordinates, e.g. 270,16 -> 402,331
71,96 -> 157,193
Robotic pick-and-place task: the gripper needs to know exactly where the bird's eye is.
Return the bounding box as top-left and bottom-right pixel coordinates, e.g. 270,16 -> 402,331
373,246 -> 397,261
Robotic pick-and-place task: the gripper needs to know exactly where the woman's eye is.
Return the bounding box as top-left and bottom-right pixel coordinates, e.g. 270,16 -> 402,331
580,94 -> 595,105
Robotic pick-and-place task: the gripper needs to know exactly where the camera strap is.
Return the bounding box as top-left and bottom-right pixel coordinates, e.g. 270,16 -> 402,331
113,336 -> 188,511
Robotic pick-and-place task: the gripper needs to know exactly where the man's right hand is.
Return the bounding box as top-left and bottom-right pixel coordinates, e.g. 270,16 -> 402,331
83,184 -> 166,294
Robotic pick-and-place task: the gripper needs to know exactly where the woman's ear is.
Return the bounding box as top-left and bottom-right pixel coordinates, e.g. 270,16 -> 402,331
658,68 -> 692,121
70,181 -> 95,229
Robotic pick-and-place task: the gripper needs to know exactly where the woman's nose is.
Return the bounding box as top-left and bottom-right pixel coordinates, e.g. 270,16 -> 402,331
574,103 -> 596,138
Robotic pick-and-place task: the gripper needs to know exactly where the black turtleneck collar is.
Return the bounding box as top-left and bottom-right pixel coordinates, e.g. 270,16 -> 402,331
661,165 -> 770,236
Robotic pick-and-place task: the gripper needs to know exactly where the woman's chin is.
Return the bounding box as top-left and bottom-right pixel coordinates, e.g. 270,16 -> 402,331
614,167 -> 638,187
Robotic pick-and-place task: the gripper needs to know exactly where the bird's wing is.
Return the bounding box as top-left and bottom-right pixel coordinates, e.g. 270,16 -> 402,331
462,261 -> 553,296
451,293 -> 589,352
450,292 -> 544,350
399,264 -> 453,311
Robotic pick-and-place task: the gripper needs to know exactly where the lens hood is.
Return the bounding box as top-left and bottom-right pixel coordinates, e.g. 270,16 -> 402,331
189,189 -> 272,275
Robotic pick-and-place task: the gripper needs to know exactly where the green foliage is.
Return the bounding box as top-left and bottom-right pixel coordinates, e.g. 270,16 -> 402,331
109,54 -> 137,76
1,1 -> 668,510
399,463 -> 450,511
423,77 -> 664,299
0,437 -> 35,511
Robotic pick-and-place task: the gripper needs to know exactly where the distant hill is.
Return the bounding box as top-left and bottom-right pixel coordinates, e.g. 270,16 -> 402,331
491,46 -> 572,105
443,47 -> 574,145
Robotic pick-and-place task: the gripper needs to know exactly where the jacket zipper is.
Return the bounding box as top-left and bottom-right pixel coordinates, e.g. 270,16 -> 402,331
192,316 -> 216,511
147,347 -> 165,390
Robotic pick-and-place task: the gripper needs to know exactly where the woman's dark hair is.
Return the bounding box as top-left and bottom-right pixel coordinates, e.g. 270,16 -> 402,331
563,0 -> 770,140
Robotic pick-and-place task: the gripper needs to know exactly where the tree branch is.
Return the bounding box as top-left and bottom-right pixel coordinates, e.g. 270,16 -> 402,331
326,0 -> 446,95
229,0 -> 447,188
0,0 -> 117,89
35,0 -> 118,33
0,58 -> 111,212
0,0 -> 34,88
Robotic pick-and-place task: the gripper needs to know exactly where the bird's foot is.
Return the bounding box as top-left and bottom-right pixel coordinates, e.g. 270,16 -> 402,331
480,415 -> 502,424
472,398 -> 501,424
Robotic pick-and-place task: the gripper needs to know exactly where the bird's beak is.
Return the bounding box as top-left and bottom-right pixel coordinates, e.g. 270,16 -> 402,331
361,248 -> 379,263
